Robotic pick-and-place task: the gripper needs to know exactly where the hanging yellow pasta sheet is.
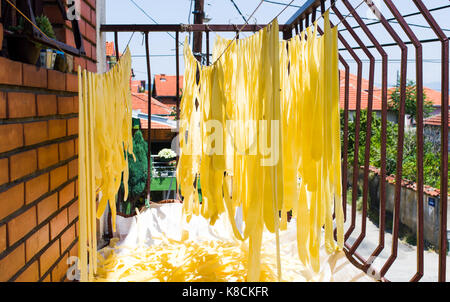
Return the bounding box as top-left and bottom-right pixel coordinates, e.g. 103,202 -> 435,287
78,48 -> 134,281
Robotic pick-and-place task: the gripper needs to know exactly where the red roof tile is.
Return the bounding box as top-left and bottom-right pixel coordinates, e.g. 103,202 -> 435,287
131,93 -> 174,129
153,74 -> 183,97
424,111 -> 450,127
339,71 -> 383,111
106,41 -> 122,57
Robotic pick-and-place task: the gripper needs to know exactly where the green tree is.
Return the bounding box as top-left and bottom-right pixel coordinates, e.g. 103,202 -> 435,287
117,130 -> 149,215
388,77 -> 434,124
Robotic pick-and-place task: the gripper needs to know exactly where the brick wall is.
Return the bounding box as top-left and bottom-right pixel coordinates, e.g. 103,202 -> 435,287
44,0 -> 97,73
0,0 -> 97,282
0,58 -> 79,282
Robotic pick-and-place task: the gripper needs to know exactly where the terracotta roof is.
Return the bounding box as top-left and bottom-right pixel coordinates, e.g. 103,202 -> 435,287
131,93 -> 174,129
153,74 -> 183,97
423,111 -> 450,127
339,71 -> 447,111
106,41 -> 122,57
367,166 -> 443,197
424,87 -> 445,107
339,71 -> 383,111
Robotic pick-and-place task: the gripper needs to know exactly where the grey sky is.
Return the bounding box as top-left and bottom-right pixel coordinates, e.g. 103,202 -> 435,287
105,0 -> 450,91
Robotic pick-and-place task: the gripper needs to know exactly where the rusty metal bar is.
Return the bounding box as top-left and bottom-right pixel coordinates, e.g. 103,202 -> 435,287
206,30 -> 210,65
341,0 -> 378,257
332,6 -> 369,242
382,0 -> 425,282
114,31 -> 120,60
413,0 -> 449,283
101,24 -> 290,33
145,32 -> 152,200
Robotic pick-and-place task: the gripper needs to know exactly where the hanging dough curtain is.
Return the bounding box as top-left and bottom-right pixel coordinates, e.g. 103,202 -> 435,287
178,10 -> 343,281
78,48 -> 134,282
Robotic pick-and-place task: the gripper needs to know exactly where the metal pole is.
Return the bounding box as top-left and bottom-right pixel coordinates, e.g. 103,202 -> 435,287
193,0 -> 204,62
145,32 -> 152,200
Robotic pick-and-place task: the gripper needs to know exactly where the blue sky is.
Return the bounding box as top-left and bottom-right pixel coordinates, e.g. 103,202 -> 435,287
105,0 -> 450,91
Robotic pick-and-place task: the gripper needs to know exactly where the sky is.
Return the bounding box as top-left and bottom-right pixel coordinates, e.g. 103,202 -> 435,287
105,0 -> 450,91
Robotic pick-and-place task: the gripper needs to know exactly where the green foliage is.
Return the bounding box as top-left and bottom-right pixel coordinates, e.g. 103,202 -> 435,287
128,130 -> 149,199
342,109 -> 398,175
35,15 -> 56,39
388,78 -> 434,123
117,130 -> 150,215
343,109 -> 449,189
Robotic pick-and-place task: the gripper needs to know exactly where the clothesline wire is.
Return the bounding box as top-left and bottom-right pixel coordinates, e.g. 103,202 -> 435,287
209,0 -> 265,66
211,0 -> 297,66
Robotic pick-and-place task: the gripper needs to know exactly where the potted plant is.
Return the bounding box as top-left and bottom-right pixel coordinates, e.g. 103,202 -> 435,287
6,15 -> 56,65
157,148 -> 177,163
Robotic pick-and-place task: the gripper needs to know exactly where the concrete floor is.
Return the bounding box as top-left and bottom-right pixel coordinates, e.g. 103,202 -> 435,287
344,202 -> 450,282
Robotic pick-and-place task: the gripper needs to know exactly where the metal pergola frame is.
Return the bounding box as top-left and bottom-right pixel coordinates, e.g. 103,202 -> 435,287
100,0 -> 449,282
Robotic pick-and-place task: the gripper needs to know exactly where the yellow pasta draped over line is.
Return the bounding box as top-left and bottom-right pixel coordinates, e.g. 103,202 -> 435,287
78,48 -> 134,282
178,11 -> 343,281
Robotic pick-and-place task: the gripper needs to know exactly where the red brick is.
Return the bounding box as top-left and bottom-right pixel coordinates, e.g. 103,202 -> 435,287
91,45 -> 97,62
42,274 -> 51,282
0,57 -> 22,85
0,92 -> 6,118
79,18 -> 87,37
39,240 -> 60,275
47,69 -> 66,91
0,244 -> 25,282
66,74 -> 78,92
59,182 -> 75,207
37,94 -> 57,116
8,92 -> 36,118
8,206 -> 37,245
74,57 -> 87,71
68,199 -> 78,223
85,24 -> 96,44
59,140 -> 75,161
73,96 -> 79,113
0,183 -> 24,220
25,224 -> 49,261
50,209 -> 68,239
87,0 -> 96,10
23,64 -> 47,88
87,60 -> 97,73
0,124 -> 23,153
58,97 -> 74,114
80,1 -> 91,21
52,253 -> 68,282
68,159 -> 78,179
74,138 -> 78,155
43,5 -> 65,24
67,118 -> 78,136
65,27 -> 76,48
50,165 -> 68,190
0,158 -> 9,186
37,194 -> 58,224
60,225 -> 76,253
84,40 -> 92,58
25,173 -> 49,204
48,119 -> 67,140
90,7 -> 96,25
37,144 -> 59,169
15,261 -> 39,282
69,241 -> 78,258
0,224 -> 6,253
24,121 -> 49,145
10,150 -> 37,181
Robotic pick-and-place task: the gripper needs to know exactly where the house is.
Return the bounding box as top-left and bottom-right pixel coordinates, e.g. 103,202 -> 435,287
152,74 -> 183,107
423,110 -> 450,152
339,71 -> 397,123
131,92 -> 176,153
339,71 -> 448,128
